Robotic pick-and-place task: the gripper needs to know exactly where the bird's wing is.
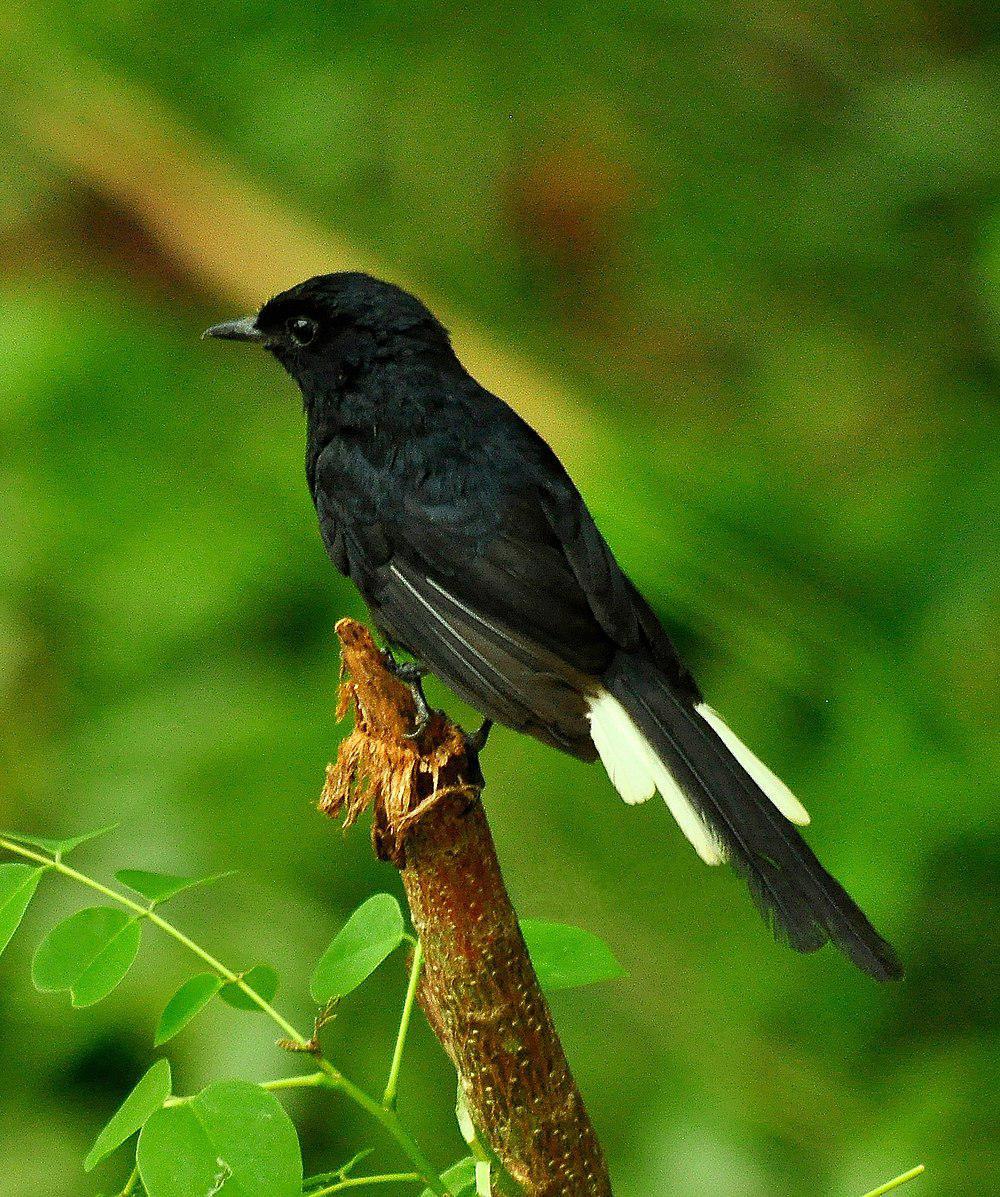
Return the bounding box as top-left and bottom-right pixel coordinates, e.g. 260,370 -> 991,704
536,473 -> 702,700
397,486 -> 611,669
314,433 -> 692,750
362,485 -> 611,756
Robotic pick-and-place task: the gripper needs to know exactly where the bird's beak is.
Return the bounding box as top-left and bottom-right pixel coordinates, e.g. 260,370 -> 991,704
202,316 -> 263,343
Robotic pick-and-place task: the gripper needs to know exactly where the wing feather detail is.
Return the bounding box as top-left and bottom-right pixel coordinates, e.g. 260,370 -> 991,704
379,563 -> 596,758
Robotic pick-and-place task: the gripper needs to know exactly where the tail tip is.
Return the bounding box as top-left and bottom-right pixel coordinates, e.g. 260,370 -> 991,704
861,940 -> 904,983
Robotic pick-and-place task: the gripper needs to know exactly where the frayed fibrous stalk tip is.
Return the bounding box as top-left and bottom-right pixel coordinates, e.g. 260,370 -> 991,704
319,619 -> 480,864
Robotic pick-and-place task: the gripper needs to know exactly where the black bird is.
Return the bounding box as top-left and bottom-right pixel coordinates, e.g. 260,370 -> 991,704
206,272 -> 902,981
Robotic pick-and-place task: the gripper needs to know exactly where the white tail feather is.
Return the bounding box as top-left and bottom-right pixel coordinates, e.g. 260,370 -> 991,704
587,691 -> 724,865
696,703 -> 810,826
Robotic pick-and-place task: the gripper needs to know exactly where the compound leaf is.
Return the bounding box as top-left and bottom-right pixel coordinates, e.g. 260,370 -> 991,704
0,824 -> 117,858
115,868 -> 232,906
520,919 -> 624,991
155,973 -> 223,1045
137,1080 -> 301,1197
310,894 -> 404,1003
0,863 -> 44,956
32,907 -> 142,1007
85,1058 -> 172,1171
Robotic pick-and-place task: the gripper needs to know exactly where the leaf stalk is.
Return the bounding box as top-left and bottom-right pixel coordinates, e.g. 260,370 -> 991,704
0,837 -> 448,1196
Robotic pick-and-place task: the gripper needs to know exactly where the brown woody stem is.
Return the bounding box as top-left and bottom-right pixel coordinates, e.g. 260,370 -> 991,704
321,619 -> 613,1196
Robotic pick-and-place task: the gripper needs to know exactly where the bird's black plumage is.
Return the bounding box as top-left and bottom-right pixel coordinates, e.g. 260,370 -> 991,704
206,271 -> 902,981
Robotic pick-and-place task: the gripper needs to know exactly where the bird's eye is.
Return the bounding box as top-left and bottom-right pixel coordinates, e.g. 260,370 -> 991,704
287,316 -> 318,347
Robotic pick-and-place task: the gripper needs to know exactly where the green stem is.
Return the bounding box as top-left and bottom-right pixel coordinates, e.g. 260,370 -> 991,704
384,936 -> 424,1108
861,1165 -> 925,1197
118,1164 -> 140,1196
0,838 -> 448,1197
456,1087 -> 503,1195
166,1072 -> 326,1108
263,1072 -> 328,1092
333,1068 -> 446,1195
310,1173 -> 421,1194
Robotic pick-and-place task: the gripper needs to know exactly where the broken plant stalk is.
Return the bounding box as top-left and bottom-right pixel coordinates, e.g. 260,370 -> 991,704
320,618 -> 613,1197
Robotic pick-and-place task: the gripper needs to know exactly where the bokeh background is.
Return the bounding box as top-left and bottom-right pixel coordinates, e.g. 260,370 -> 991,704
1,4 -> 997,1194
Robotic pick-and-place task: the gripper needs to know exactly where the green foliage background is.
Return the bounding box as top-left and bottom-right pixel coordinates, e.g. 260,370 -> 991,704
0,3 -> 997,1194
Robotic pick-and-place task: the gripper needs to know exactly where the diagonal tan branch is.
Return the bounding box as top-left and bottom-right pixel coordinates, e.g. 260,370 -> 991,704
321,619 -> 613,1196
7,47 -> 590,463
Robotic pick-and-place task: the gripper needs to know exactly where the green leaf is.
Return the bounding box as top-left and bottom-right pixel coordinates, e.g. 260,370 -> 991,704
421,1157 -> 477,1197
115,868 -> 233,905
137,1080 -> 302,1197
154,973 -> 223,1045
310,894 -> 405,1003
32,907 -> 142,1007
520,919 -> 625,991
219,965 -> 278,1011
0,863 -> 44,956
85,1058 -> 172,1171
0,824 -> 118,858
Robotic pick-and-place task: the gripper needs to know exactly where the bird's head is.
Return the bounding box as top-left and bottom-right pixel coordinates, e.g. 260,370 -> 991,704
204,272 -> 454,406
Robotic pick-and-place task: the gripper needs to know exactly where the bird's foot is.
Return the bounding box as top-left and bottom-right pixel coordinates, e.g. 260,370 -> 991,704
379,650 -> 436,740
464,717 -> 493,756
380,648 -> 426,686
402,678 -> 434,740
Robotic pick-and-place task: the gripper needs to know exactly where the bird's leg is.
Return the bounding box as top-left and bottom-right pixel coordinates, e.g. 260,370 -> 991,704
379,647 -> 490,750
464,717 -> 493,755
380,649 -> 434,739
401,675 -> 432,740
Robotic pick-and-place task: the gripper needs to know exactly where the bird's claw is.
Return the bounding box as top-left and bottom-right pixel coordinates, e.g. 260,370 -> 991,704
379,649 -> 435,738
401,674 -> 434,740
403,697 -> 432,740
380,649 -> 488,750
464,718 -> 493,756
380,649 -> 427,685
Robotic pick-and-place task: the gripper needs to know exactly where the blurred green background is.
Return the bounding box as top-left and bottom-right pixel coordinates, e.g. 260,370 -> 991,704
1,3 -> 997,1194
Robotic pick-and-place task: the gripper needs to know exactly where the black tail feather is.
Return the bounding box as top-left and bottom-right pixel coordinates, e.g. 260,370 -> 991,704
607,654 -> 903,981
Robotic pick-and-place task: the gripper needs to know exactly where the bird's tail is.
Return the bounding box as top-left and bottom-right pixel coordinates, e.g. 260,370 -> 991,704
588,652 -> 902,981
